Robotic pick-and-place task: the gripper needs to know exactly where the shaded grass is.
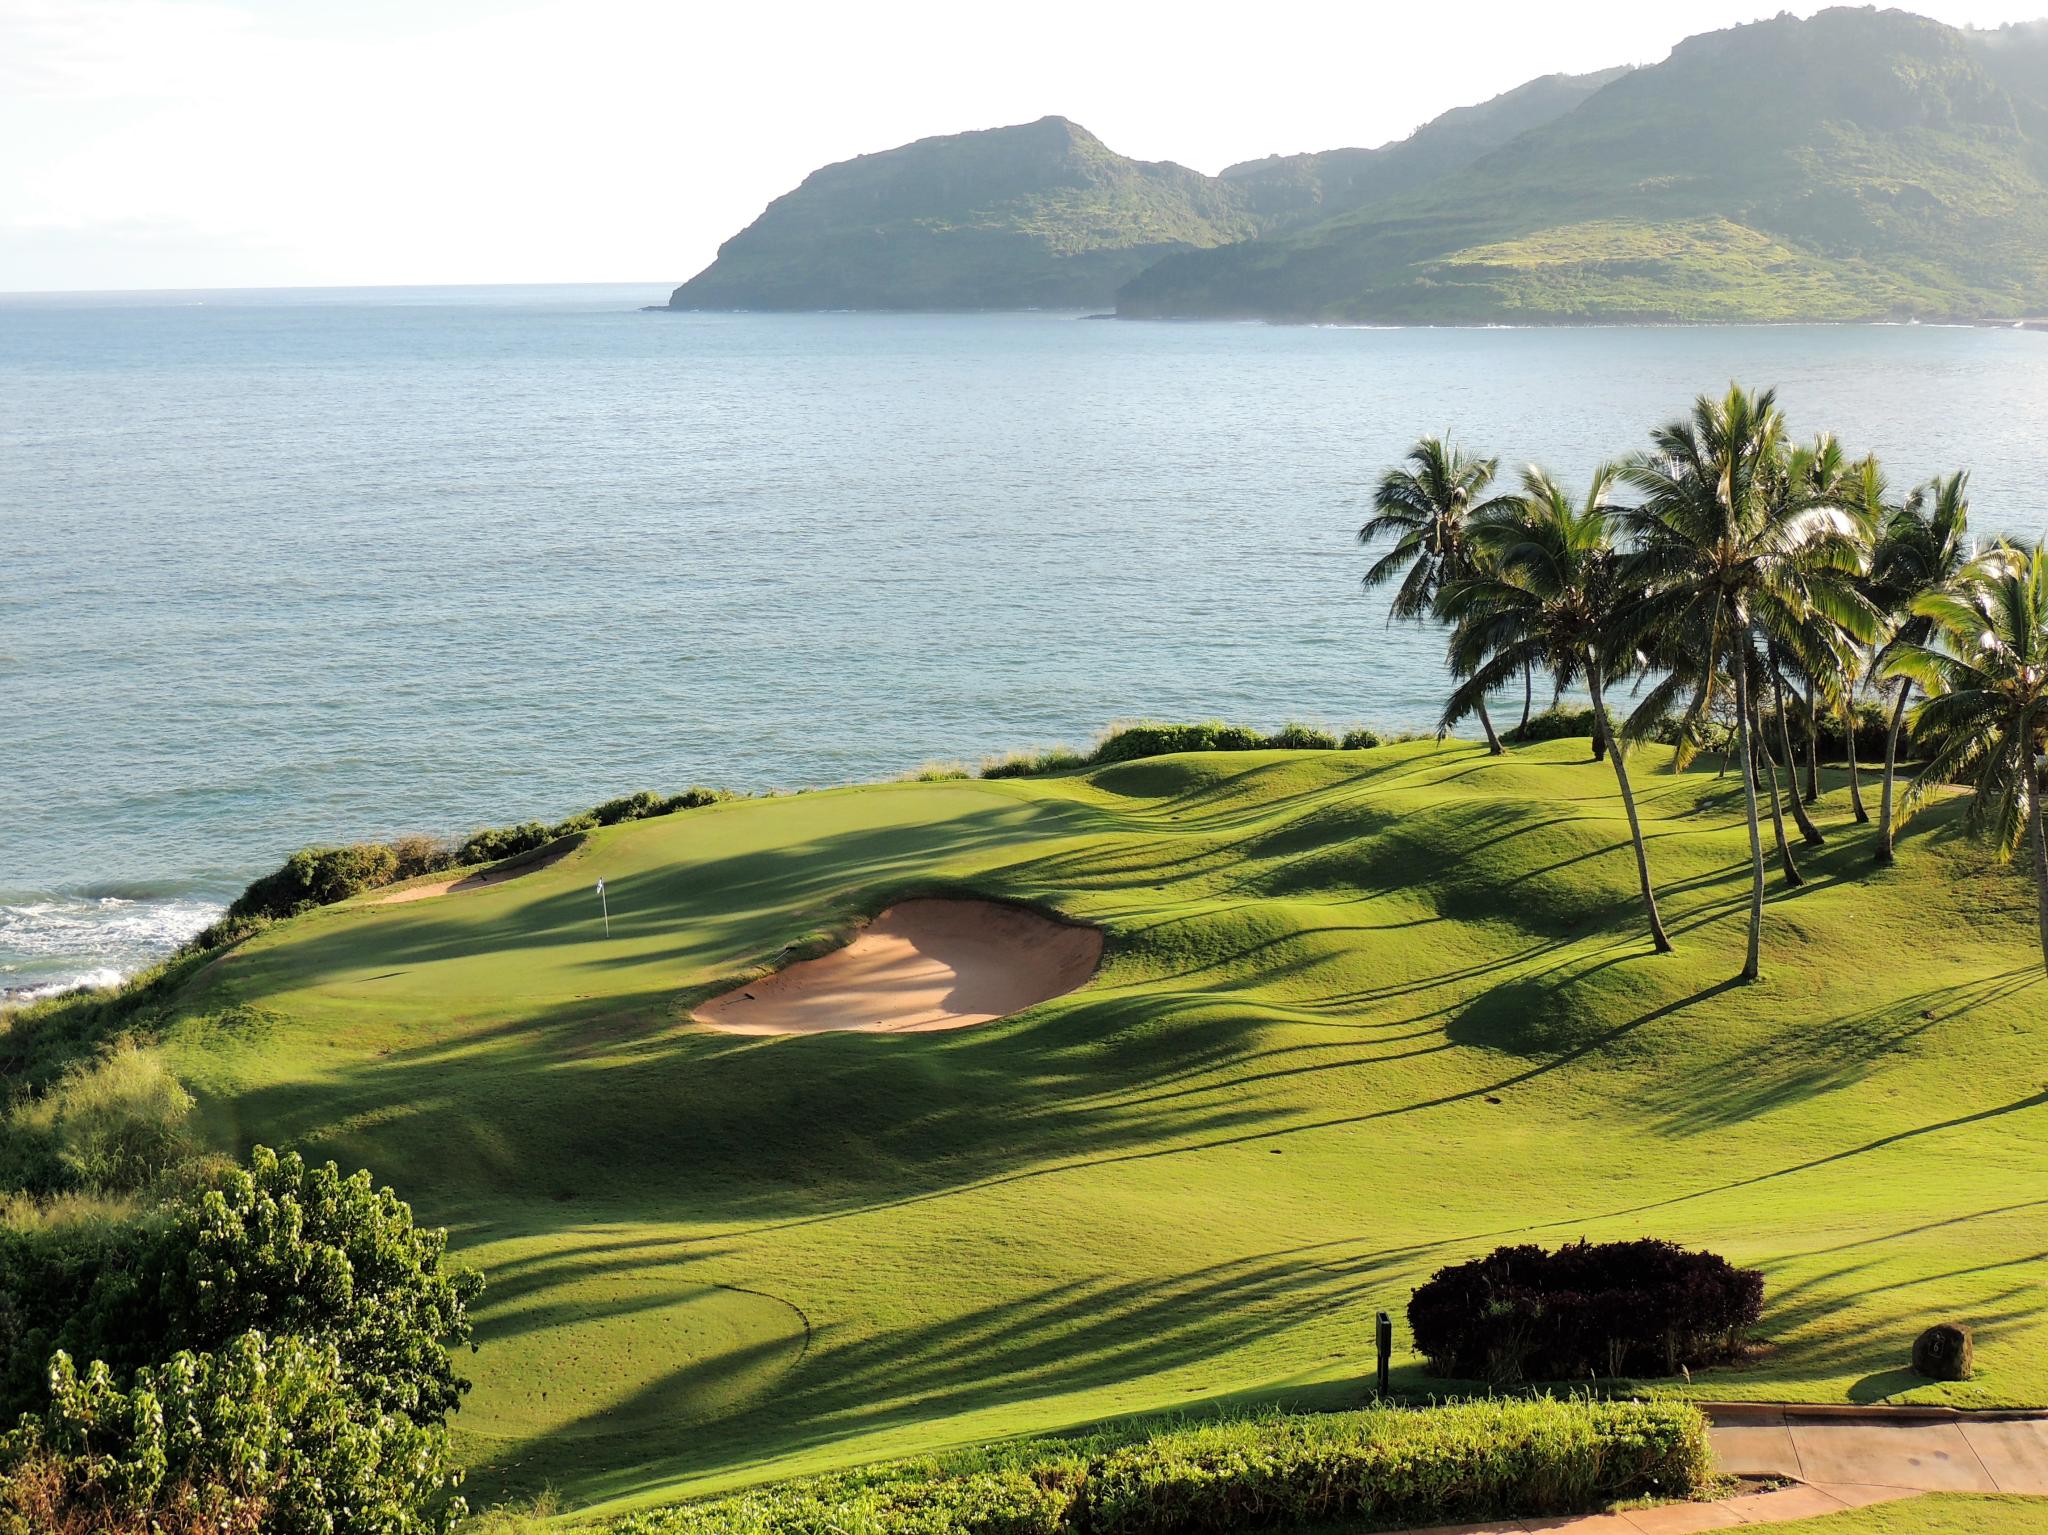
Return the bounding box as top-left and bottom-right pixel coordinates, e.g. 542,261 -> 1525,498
134,739 -> 2048,1517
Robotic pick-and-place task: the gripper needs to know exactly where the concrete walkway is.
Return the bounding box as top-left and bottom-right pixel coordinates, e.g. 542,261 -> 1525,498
1406,1406 -> 2048,1533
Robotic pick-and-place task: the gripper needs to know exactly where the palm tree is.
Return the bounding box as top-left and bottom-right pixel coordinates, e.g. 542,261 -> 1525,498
1362,436 -> 1518,753
1884,541 -> 2048,972
1435,465 -> 1673,952
1828,453 -> 1898,826
1618,385 -> 1874,982
1869,471 -> 1973,863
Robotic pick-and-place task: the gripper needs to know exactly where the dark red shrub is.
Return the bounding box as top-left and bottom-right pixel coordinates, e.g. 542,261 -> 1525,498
1407,1239 -> 1763,1384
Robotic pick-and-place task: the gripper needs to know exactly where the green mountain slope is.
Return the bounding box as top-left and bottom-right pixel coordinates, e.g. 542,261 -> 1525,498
141,740 -> 2048,1514
667,117 -> 1259,311
1119,7 -> 2048,322
1220,69 -> 1629,230
667,76 -> 1622,313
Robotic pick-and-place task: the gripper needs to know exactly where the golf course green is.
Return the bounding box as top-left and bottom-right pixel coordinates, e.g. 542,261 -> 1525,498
154,738 -> 2047,1517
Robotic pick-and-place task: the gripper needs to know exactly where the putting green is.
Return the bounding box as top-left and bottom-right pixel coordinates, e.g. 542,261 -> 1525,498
155,741 -> 2048,1517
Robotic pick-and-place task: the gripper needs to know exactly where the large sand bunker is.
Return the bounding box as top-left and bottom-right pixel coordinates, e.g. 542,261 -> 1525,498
696,898 -> 1102,1035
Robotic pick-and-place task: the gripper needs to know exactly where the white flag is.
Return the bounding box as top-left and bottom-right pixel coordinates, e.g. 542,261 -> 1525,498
595,879 -> 605,895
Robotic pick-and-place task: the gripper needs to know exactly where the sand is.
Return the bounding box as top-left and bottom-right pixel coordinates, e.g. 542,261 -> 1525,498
374,839 -> 576,904
695,898 -> 1102,1035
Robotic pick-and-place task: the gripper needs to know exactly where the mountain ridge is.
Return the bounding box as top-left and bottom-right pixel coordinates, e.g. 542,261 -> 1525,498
1119,7 -> 2048,322
670,7 -> 2048,322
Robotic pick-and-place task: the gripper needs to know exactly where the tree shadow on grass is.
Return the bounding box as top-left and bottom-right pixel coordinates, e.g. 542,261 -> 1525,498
462,1237 -> 1417,1505
1633,966 -> 2043,1135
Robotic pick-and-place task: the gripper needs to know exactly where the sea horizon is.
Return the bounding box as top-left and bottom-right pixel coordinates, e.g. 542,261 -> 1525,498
7,293 -> 2047,999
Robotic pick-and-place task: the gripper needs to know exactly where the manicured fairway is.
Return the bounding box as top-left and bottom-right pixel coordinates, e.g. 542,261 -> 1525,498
157,741 -> 2048,1516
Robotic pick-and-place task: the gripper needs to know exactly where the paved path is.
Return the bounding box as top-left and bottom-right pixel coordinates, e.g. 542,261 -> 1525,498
1405,1407 -> 2048,1533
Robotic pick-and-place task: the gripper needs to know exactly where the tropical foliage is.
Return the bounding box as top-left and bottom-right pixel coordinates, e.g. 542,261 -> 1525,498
1364,382 -> 2046,977
0,1147 -> 480,1533
1884,540 -> 2048,970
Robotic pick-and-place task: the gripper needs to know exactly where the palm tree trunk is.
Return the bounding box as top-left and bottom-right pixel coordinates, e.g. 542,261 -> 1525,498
1520,662 -> 1533,734
1773,668 -> 1825,846
1803,677 -> 1821,805
1755,694 -> 1804,887
1877,679 -> 1912,865
2028,743 -> 2048,976
1589,664 -> 1672,954
1733,656 -> 1766,982
1477,695 -> 1504,755
1844,697 -> 1870,824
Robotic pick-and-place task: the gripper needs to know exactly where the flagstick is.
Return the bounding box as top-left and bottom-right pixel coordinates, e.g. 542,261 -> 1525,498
597,879 -> 610,937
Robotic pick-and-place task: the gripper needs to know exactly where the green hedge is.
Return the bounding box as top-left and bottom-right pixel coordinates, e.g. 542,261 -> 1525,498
985,721 -> 1355,780
605,1398 -> 1712,1535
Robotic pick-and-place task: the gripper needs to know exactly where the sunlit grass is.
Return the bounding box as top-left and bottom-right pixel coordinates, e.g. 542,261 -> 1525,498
150,739 -> 2047,1516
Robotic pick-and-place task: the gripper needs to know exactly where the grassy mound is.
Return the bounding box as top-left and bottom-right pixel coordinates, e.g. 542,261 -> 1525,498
134,739 -> 2045,1515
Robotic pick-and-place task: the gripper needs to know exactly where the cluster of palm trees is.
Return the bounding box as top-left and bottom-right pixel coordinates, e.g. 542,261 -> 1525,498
1362,383 -> 2048,980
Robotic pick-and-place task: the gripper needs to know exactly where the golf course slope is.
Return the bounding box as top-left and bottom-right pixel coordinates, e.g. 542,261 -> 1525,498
155,739 -> 2048,1517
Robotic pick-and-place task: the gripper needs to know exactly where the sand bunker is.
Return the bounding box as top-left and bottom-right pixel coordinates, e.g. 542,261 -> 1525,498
696,898 -> 1102,1035
375,839 -> 576,904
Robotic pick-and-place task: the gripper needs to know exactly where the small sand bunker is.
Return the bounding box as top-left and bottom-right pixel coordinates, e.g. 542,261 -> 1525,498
375,839 -> 576,904
696,899 -> 1102,1035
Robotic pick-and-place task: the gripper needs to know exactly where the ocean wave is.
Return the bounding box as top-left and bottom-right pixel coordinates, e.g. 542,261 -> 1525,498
0,891 -> 223,1004
2,968 -> 126,1004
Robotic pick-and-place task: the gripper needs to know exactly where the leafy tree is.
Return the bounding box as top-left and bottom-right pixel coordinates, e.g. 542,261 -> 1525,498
41,1146 -> 483,1428
0,1332 -> 462,1535
1885,541 -> 2048,972
0,1148 -> 481,1534
1869,470 -> 1974,862
1619,385 -> 1874,981
1362,436 -> 1518,753
1436,465 -> 1673,952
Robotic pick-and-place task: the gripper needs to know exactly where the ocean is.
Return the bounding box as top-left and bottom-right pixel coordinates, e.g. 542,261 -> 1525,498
4,283 -> 2045,997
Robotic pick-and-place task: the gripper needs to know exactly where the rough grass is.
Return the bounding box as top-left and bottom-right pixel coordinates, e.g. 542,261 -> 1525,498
140,739 -> 2048,1517
1761,1495 -> 2048,1531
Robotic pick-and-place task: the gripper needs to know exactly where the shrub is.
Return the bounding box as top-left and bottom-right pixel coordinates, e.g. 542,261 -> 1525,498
0,1332 -> 463,1535
1507,707 -> 1600,744
1340,727 -> 1383,750
225,843 -> 400,922
456,820 -> 555,865
1262,722 -> 1339,751
1093,723 -> 1250,763
7,1146 -> 483,1428
387,834 -> 456,880
982,747 -> 1088,779
613,1467 -> 1070,1535
606,1398 -> 1712,1535
1409,1239 -> 1763,1384
1079,1399 -> 1708,1535
8,1045 -> 193,1195
182,910 -> 269,956
987,721 -> 1353,778
1805,701 -> 1892,763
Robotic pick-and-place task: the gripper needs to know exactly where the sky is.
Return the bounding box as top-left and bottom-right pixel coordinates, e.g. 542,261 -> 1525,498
4,0 -> 2047,292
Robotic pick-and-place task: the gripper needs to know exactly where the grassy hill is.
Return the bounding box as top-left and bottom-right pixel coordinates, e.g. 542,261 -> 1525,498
666,77 -> 1621,313
667,117 -> 1260,311
1219,69 -> 1629,231
135,736 -> 2048,1517
1120,8 -> 2048,322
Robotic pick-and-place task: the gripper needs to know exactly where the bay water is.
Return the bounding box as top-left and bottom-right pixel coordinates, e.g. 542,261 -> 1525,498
4,284 -> 2045,996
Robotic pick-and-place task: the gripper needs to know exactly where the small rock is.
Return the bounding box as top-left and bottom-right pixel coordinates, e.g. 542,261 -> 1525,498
1912,1323 -> 1974,1380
